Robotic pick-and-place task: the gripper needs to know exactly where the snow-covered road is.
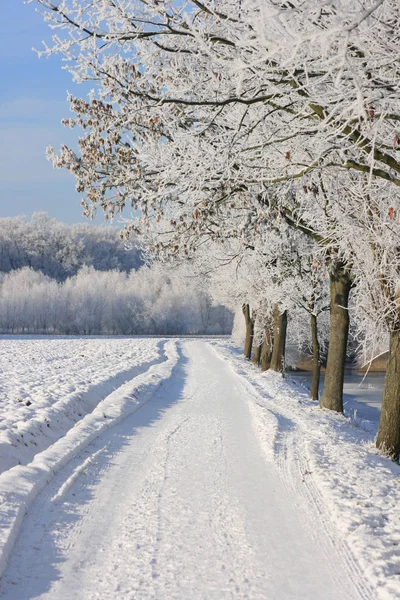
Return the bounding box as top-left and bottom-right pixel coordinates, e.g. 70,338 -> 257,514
0,341 -> 372,600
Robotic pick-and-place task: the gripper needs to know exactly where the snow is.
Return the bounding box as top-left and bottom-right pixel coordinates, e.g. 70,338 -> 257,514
212,342 -> 400,600
289,371 -> 385,434
0,340 -> 371,599
0,338 -> 179,581
0,339 -> 398,599
0,337 -> 163,474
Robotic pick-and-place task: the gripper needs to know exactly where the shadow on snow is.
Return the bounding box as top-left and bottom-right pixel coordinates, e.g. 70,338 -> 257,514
0,343 -> 189,600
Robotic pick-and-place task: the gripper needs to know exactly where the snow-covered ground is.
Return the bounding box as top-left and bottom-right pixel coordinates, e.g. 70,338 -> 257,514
289,371 -> 384,434
0,337 -> 164,473
0,338 -> 399,599
214,343 -> 400,600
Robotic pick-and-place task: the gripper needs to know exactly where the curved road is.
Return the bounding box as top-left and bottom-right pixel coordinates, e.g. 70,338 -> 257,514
0,342 -> 371,599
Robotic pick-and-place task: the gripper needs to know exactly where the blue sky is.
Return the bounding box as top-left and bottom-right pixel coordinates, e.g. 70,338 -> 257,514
0,2 -> 106,224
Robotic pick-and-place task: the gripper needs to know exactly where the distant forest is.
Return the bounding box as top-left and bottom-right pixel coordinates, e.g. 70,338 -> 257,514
0,212 -> 143,280
0,214 -> 232,336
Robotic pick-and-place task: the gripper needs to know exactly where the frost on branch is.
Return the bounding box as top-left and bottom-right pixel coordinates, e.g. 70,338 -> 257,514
32,0 -> 400,453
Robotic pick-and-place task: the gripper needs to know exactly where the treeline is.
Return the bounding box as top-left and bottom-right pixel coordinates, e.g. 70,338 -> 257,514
0,213 -> 142,281
0,266 -> 232,335
32,0 -> 400,462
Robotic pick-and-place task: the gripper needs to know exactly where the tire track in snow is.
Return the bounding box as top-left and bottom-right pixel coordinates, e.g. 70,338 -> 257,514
214,346 -> 376,600
51,447 -> 108,504
1,341 -> 370,599
273,418 -> 373,600
0,340 -> 179,585
150,415 -> 191,583
0,339 -> 166,475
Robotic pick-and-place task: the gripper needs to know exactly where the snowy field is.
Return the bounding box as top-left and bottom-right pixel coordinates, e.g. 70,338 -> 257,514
0,338 -> 399,599
0,337 -> 164,473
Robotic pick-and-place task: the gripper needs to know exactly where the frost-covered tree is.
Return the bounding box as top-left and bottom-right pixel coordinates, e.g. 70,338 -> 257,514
0,265 -> 232,335
0,213 -> 142,280
0,268 -> 57,333
32,0 -> 400,457
189,231 -> 329,394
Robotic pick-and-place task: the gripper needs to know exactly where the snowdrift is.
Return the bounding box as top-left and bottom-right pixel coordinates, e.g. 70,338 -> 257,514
211,342 -> 400,600
0,340 -> 179,579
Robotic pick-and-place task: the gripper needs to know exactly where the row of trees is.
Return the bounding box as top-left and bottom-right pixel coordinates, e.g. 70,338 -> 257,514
0,266 -> 232,335
0,213 -> 142,280
34,1 -> 400,458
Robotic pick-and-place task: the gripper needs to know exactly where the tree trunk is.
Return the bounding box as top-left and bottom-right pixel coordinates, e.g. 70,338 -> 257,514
376,329 -> 400,461
242,304 -> 254,360
270,305 -> 287,373
252,342 -> 262,366
261,328 -> 272,372
320,263 -> 351,413
310,313 -> 321,401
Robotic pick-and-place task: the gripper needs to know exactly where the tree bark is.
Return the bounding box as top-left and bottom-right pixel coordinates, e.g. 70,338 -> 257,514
376,329 -> 400,461
310,313 -> 321,401
252,342 -> 262,366
320,263 -> 352,413
270,305 -> 287,373
261,328 -> 272,372
242,304 -> 254,360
